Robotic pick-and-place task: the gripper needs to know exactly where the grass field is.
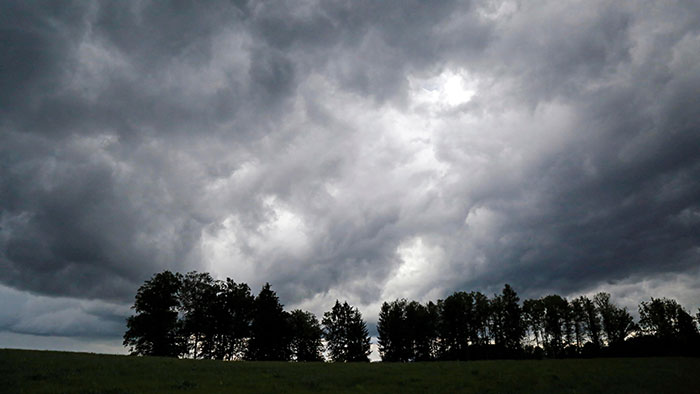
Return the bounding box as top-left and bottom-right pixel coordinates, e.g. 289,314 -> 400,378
1,349 -> 699,393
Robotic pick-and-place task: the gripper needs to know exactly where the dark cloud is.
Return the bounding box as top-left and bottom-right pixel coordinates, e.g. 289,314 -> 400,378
1,0 -> 699,350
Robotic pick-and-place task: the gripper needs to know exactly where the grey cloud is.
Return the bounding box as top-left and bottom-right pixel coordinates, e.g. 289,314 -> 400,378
433,0 -> 700,296
1,0 -> 699,351
0,284 -> 128,338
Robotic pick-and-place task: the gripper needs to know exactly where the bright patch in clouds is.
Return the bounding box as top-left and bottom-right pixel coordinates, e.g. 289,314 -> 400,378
383,237 -> 446,302
409,69 -> 477,108
202,196 -> 310,286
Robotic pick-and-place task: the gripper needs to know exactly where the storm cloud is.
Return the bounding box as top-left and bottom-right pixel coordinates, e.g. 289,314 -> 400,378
1,0 -> 699,349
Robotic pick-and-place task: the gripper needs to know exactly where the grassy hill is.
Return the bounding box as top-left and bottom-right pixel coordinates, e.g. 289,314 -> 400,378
1,349 -> 699,393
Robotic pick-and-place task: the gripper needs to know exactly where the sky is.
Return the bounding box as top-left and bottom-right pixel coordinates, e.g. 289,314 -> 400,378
1,0 -> 700,358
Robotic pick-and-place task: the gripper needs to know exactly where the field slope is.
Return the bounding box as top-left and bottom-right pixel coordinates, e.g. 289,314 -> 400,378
1,349 -> 699,393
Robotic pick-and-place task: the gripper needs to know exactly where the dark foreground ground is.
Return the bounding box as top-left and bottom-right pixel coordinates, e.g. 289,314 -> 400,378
1,349 -> 699,393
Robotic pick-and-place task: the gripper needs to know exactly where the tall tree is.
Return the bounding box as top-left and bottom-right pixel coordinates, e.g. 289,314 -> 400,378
594,293 -> 636,347
406,300 -> 439,361
288,309 -> 324,362
377,299 -> 411,361
578,295 -> 602,350
123,271 -> 184,357
470,292 -> 491,346
179,271 -> 219,359
639,297 -> 673,339
676,308 -> 699,344
570,298 -> 586,350
561,301 -> 575,352
246,283 -> 290,361
541,295 -> 568,357
522,298 -> 545,349
217,278 -> 254,360
322,300 -> 371,362
639,297 -> 697,340
495,284 -> 524,353
439,292 -> 472,360
490,295 -> 505,348
378,299 -> 440,362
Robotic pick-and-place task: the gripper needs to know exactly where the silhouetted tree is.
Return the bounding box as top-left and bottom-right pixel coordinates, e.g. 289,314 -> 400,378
378,299 -> 441,362
639,297 -> 697,340
124,271 -> 184,357
322,300 -> 371,362
490,294 -> 505,348
541,295 -> 568,357
439,292 -> 472,360
406,300 -> 439,361
675,308 -> 698,345
490,284 -> 524,355
179,271 -> 219,359
470,292 -> 490,347
570,298 -> 586,350
522,298 -> 545,350
594,293 -> 636,347
288,309 -> 324,361
378,299 -> 411,361
246,283 -> 290,361
578,295 -> 602,351
125,270 -> 700,361
217,278 -> 254,360
562,302 -> 576,355
637,297 -> 700,356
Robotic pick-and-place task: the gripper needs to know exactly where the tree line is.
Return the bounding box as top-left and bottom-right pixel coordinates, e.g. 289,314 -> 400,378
123,271 -> 370,361
124,271 -> 700,361
378,285 -> 700,361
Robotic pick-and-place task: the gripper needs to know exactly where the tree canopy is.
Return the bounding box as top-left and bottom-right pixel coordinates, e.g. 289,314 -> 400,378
288,309 -> 324,362
123,271 -> 183,357
124,271 -> 700,361
246,283 -> 291,361
322,300 -> 371,362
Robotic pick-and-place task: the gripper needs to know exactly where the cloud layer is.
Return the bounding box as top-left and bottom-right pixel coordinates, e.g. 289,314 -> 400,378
1,0 -> 699,346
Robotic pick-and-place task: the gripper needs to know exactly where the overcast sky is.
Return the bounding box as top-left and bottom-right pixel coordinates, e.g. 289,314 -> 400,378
2,0 -> 699,357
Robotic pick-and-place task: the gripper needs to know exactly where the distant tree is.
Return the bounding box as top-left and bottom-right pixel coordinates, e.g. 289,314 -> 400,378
570,298 -> 586,350
246,283 -> 290,361
179,271 -> 219,359
594,293 -> 636,347
470,292 -> 491,346
637,297 -> 700,356
639,297 -> 673,339
288,310 -> 324,362
562,301 -> 575,353
217,278 -> 254,360
639,297 -> 697,340
578,295 -> 602,350
406,300 -> 439,361
378,299 -> 411,361
378,299 -> 441,362
490,294 -> 505,348
541,295 -> 568,357
522,298 -> 545,349
439,292 -> 472,360
675,308 -> 698,344
126,270 -> 700,362
493,284 -> 524,354
124,271 -> 184,357
322,300 -> 371,362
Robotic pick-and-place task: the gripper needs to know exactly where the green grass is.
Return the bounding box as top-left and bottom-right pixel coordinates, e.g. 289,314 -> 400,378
1,349 -> 699,393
